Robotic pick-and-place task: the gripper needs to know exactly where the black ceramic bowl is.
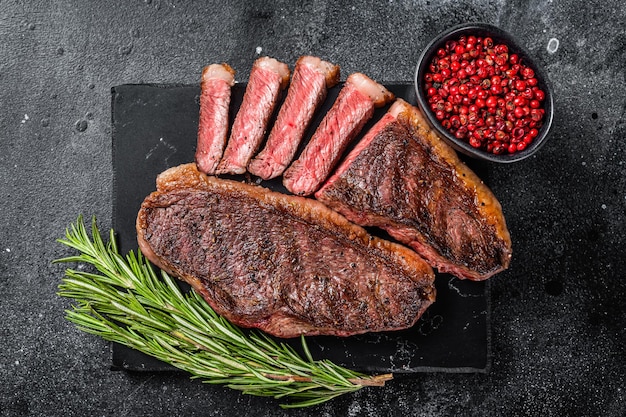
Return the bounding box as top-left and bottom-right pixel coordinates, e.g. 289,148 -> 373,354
414,23 -> 554,163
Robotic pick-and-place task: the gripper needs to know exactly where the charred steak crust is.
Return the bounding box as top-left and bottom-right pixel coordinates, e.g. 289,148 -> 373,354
137,163 -> 435,338
316,105 -> 512,281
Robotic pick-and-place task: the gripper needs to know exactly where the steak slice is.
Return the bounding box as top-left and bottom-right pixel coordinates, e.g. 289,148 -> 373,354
195,63 -> 236,175
315,100 -> 512,281
216,57 -> 290,175
282,73 -> 394,196
248,56 -> 340,180
137,163 -> 435,338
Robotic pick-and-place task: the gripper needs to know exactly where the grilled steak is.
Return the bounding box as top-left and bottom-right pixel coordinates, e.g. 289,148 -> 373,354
195,63 -> 236,175
282,72 -> 394,196
315,100 -> 512,281
216,57 -> 290,175
137,163 -> 435,338
248,56 -> 340,180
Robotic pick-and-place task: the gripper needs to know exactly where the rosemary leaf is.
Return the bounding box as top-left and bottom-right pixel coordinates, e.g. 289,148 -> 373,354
54,216 -> 391,408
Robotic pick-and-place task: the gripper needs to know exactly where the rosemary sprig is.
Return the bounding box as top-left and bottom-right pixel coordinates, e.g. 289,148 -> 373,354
54,216 -> 392,408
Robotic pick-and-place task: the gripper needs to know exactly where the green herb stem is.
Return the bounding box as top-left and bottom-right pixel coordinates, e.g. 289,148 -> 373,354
54,216 -> 392,408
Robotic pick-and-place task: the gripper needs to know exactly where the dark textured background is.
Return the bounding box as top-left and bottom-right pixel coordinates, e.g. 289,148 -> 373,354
1,1 -> 624,416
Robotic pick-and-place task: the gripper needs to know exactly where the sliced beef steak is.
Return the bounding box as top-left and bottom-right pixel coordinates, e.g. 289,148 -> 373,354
137,163 -> 435,338
195,63 -> 236,175
282,72 -> 394,196
316,100 -> 512,281
248,56 -> 340,180
216,57 -> 290,175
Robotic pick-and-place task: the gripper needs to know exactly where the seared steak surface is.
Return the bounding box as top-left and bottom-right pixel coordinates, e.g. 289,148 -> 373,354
137,163 -> 435,338
316,103 -> 512,281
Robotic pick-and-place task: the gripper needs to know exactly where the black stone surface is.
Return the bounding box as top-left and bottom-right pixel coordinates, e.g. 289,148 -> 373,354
1,1 -> 624,416
111,82 -> 490,374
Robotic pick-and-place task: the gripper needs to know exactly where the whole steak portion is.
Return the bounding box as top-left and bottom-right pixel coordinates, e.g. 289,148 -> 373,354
316,101 -> 512,281
137,163 -> 435,338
